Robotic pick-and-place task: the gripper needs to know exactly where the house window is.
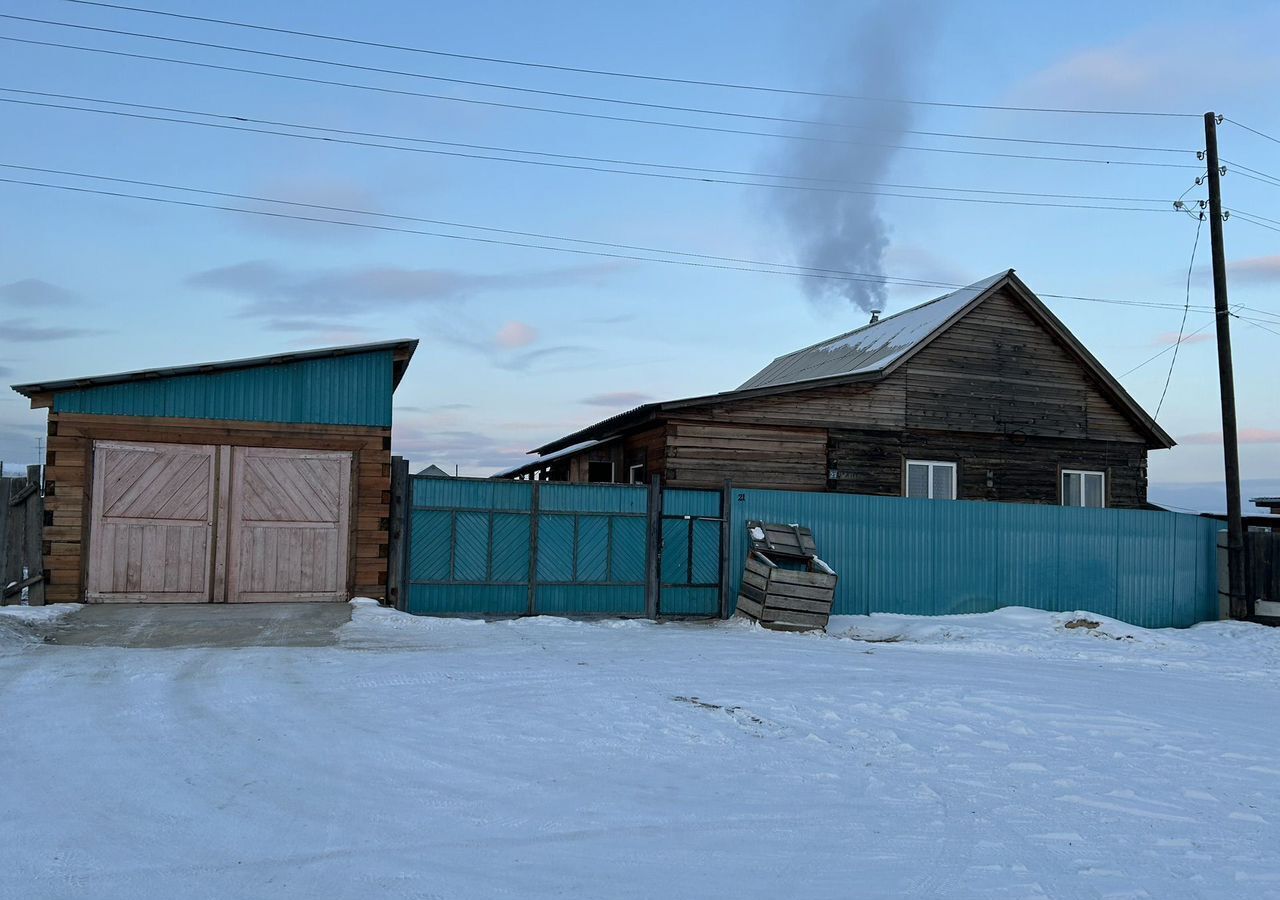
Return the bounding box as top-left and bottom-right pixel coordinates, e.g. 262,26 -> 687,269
587,461 -> 615,483
1062,470 -> 1105,508
628,463 -> 645,484
905,460 -> 956,500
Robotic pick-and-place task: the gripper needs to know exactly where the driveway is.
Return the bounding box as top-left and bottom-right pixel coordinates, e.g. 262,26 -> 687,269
40,602 -> 352,648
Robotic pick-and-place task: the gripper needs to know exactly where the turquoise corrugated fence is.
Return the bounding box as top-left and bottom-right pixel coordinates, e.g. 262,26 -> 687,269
405,477 -> 1220,628
727,490 -> 1219,628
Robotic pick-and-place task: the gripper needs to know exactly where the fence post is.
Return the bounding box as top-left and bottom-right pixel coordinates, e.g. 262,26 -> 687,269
527,481 -> 541,616
645,474 -> 662,619
387,456 -> 409,610
719,480 -> 734,619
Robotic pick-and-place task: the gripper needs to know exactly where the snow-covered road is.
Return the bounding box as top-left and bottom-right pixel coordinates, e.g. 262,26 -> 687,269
2,603 -> 1278,899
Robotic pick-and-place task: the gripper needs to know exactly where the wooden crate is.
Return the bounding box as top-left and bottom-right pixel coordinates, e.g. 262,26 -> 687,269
736,550 -> 838,632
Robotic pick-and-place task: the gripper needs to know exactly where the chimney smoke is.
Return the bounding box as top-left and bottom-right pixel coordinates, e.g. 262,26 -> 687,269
767,1 -> 934,313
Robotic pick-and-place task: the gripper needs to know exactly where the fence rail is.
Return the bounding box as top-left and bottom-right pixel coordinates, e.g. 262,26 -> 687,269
397,469 -> 1222,629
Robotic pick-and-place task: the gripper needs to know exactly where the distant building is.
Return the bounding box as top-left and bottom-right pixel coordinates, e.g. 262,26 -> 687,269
497,271 -> 1173,509
416,464 -> 452,478
1254,497 -> 1280,515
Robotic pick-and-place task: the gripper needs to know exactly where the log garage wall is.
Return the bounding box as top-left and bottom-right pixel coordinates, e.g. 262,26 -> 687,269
42,414 -> 392,602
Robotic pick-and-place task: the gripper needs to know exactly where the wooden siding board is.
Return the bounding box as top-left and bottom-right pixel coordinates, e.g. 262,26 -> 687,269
903,287 -> 1147,444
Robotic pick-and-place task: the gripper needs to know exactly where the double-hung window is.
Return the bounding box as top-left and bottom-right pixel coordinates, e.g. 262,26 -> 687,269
905,460 -> 956,500
1062,469 -> 1105,507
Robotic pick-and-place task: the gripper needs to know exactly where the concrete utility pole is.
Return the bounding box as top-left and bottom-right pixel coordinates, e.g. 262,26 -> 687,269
1202,111 -> 1248,620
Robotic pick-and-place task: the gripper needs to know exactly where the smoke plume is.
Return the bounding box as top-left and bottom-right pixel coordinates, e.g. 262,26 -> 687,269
772,1 -> 932,311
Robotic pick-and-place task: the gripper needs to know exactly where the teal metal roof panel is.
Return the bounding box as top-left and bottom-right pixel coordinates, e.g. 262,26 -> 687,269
51,350 -> 395,426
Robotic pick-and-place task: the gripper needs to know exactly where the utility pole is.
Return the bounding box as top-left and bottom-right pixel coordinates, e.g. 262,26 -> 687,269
1203,111 -> 1248,620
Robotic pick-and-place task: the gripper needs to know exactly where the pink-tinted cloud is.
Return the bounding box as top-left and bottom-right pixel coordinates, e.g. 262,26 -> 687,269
495,321 -> 538,349
1150,331 -> 1213,347
1229,256 -> 1280,283
1180,429 -> 1280,445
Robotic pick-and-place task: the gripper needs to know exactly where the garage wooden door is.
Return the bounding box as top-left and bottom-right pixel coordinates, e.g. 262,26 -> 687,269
87,441 -> 217,602
226,447 -> 352,603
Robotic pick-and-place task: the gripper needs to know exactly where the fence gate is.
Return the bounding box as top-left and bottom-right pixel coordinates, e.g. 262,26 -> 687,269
403,476 -> 727,617
659,488 -> 726,616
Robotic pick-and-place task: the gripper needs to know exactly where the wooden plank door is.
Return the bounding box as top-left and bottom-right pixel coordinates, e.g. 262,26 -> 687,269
87,441 -> 217,602
226,447 -> 352,602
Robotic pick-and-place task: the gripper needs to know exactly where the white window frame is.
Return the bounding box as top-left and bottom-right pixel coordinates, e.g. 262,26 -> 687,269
904,460 -> 957,500
628,463 -> 645,484
1061,469 -> 1106,508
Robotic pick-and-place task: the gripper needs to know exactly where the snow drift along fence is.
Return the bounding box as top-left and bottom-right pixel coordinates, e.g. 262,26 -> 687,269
727,490 -> 1219,629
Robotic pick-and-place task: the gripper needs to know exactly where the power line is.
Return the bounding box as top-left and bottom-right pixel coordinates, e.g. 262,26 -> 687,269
0,35 -> 1207,170
1237,305 -> 1280,323
1223,117 -> 1280,146
0,96 -> 1193,214
1242,318 -> 1280,339
0,161 -> 951,283
0,169 -> 1218,313
1155,212 -> 1204,417
0,13 -> 1201,155
1221,158 -> 1280,187
1230,211 -> 1280,234
1226,207 -> 1280,228
1119,317 -> 1218,377
0,87 -> 1194,205
51,0 -> 1201,118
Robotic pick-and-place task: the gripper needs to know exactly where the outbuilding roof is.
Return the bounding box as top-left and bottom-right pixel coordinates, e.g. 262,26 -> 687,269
11,338 -> 419,399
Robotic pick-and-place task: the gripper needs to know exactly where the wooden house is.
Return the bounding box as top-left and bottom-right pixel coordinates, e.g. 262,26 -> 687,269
499,271 -> 1173,508
12,340 -> 417,603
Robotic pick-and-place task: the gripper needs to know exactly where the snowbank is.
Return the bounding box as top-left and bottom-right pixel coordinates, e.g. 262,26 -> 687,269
827,605 -> 1280,677
0,603 -> 81,649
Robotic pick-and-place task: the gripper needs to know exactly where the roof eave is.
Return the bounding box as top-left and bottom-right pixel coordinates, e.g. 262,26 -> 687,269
528,370 -> 887,456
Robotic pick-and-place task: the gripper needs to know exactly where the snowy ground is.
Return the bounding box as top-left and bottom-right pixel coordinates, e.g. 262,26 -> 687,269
2,602 -> 1279,899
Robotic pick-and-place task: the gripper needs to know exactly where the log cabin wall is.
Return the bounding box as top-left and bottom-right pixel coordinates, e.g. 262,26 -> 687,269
663,420 -> 827,490
827,427 -> 1147,506
622,425 -> 666,483
42,413 -> 392,602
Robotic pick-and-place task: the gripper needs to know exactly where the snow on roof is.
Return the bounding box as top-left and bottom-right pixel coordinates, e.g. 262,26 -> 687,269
737,271 -> 1009,391
491,439 -> 604,478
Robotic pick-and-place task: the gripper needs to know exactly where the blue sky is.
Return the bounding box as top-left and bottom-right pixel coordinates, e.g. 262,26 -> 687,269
1,0 -> 1277,511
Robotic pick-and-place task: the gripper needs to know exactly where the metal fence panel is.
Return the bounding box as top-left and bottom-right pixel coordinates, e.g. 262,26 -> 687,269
405,476 -> 1218,628
408,477 -> 653,616
728,489 -> 1219,629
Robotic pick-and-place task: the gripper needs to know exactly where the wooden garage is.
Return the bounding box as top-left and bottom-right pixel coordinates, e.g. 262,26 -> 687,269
12,339 -> 417,603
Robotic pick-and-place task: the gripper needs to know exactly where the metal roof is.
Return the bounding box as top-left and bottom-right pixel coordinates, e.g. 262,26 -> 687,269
11,338 -> 419,399
739,271 -> 1008,390
494,439 -> 610,478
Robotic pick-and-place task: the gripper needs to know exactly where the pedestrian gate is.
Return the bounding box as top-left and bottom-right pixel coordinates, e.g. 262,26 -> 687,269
403,476 -> 727,617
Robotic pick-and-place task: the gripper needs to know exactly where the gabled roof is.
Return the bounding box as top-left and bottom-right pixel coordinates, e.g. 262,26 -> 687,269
523,269 -> 1174,460
739,271 -> 1008,390
11,338 -> 419,400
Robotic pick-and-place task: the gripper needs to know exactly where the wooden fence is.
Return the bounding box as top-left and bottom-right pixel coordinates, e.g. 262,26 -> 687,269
1,465 -> 45,605
1248,531 -> 1280,619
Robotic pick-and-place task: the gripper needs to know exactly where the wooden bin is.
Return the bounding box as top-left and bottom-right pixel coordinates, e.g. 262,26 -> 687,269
735,521 -> 838,632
